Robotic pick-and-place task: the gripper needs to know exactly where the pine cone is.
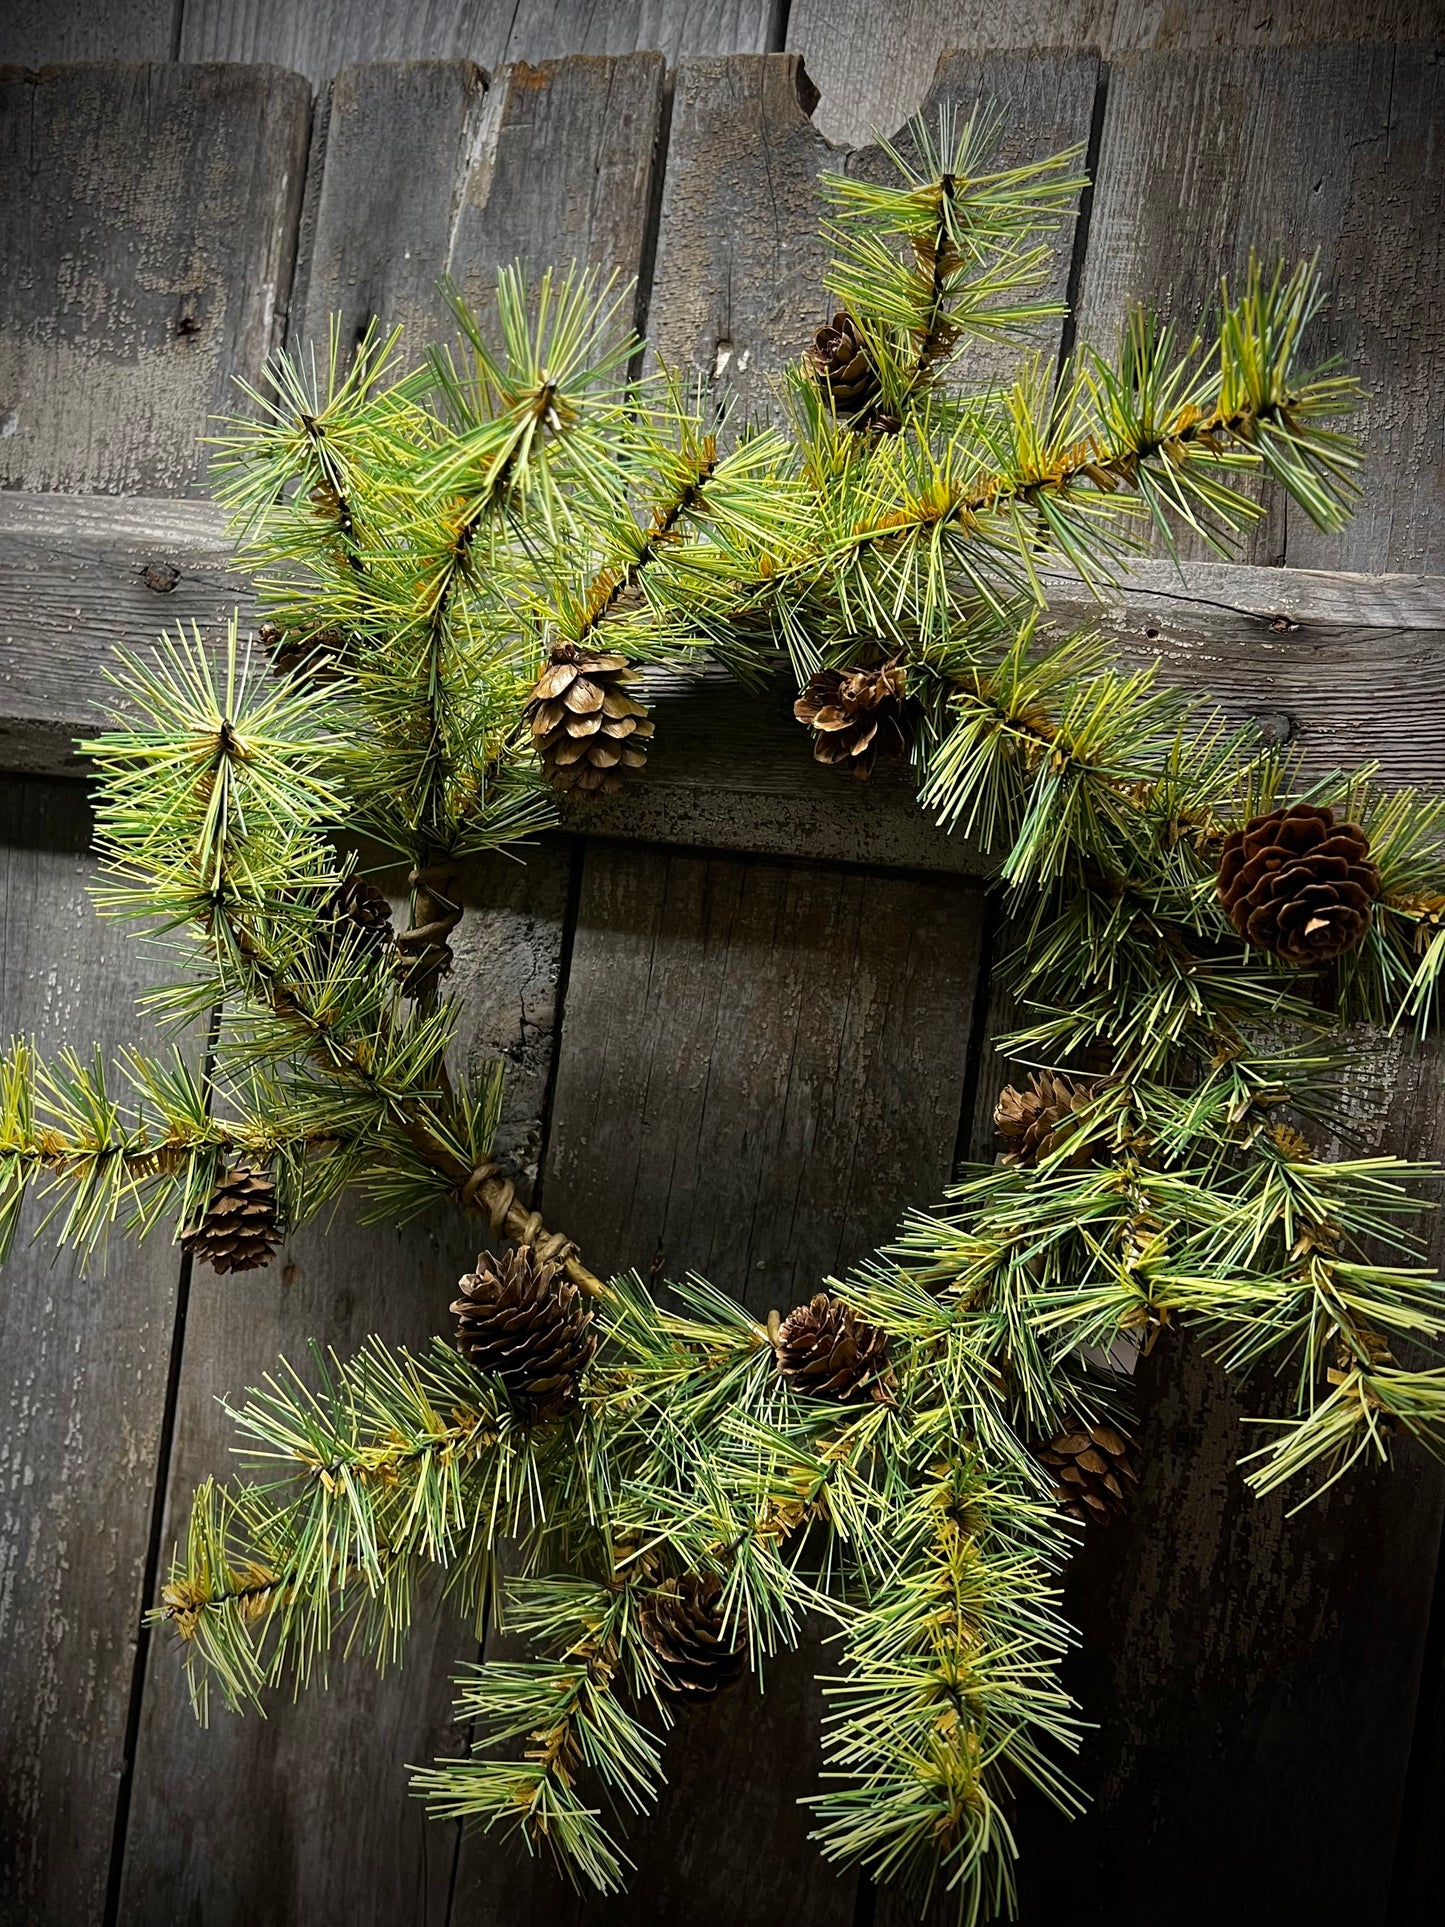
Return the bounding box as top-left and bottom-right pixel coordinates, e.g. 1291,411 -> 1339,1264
1037,1423 -> 1138,1524
994,1073 -> 1096,1167
322,875 -> 393,956
525,643 -> 653,797
451,1247 -> 596,1419
774,1293 -> 891,1403
263,620 -> 347,682
641,1573 -> 746,1700
1218,803 -> 1380,964
804,311 -> 882,420
794,662 -> 911,779
181,1166 -> 279,1274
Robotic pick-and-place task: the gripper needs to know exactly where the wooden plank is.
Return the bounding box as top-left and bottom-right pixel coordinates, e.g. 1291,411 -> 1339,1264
115,842 -> 574,1927
288,58 -> 490,352
0,776 -> 187,1923
0,496 -> 243,776
0,0 -> 177,62
963,33 -> 1445,1880
292,54 -> 667,354
647,48 -> 1099,423
840,50 -> 1103,402
877,1048 -> 1445,1927
543,843 -> 984,1300
443,53 -> 668,334
1076,43 -> 1445,573
117,1229 -> 481,1927
113,52 -> 660,1921
939,50 -> 1445,1910
0,62 -> 311,496
7,489 -> 1445,817
177,0 -> 776,91
1011,1047 -> 1445,1926
452,839 -> 986,1926
785,1 -> 1443,148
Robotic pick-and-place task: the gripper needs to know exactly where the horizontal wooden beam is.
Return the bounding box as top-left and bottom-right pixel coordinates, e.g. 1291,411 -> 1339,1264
3,491 -> 1444,870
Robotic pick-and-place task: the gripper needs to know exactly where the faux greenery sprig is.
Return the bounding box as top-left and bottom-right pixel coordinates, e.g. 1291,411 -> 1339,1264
4,103 -> 1443,1923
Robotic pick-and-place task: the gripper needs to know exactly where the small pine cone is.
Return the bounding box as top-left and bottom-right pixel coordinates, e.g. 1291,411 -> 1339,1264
1218,803 -> 1380,964
181,1167 -> 279,1275
322,875 -> 393,956
263,621 -> 347,681
451,1247 -> 596,1419
994,1072 -> 1096,1167
337,875 -> 393,942
525,643 -> 654,797
641,1573 -> 746,1700
774,1292 -> 891,1403
794,661 -> 911,780
1037,1423 -> 1139,1524
804,311 -> 882,419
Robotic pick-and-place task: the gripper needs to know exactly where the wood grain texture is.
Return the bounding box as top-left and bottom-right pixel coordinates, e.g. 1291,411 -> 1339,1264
7,488 -> 1445,824
0,778 -> 186,1925
447,837 -> 576,1186
0,495 -> 247,775
646,49 -> 1098,421
785,0 -> 1445,147
177,0 -> 776,89
543,843 -> 984,1300
116,1219 -> 482,1927
840,49 -> 1101,400
1012,1031 -> 1445,1926
288,57 -> 491,351
453,838 -> 986,1926
451,1631 -> 851,1927
1076,43 -> 1445,572
291,52 -> 666,401
938,1018 -> 1445,1923
109,842 -> 572,1926
443,53 -> 666,333
109,51 -> 648,1916
0,0 -> 178,62
0,61 -> 310,495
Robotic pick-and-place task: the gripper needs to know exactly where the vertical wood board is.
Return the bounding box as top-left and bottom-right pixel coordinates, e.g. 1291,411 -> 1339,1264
292,54 -> 667,403
288,57 -> 490,353
645,49 -> 1099,423
116,843 -> 574,1925
453,839 -> 986,1927
1076,43 -> 1445,571
116,1223 -> 481,1927
443,54 -> 667,337
0,61 -> 310,495
177,0 -> 777,91
0,778 -> 185,1926
0,0 -> 178,63
542,842 -> 985,1305
114,54 -> 662,1918
785,0 -> 1445,148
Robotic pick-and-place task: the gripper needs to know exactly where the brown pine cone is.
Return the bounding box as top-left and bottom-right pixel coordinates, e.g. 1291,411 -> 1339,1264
1218,803 -> 1380,964
263,620 -> 347,681
323,875 -> 393,954
525,643 -> 654,797
1037,1423 -> 1138,1524
451,1247 -> 596,1419
994,1073 -> 1096,1167
774,1293 -> 891,1403
181,1166 -> 279,1274
794,662 -> 911,779
640,1573 -> 746,1700
804,311 -> 882,419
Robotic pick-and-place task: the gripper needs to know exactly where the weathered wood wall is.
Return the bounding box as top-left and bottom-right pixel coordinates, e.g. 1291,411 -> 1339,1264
2,11 -> 1445,1927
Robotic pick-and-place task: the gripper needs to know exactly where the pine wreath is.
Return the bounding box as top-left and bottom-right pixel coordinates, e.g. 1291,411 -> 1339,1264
9,100 -> 1443,1925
